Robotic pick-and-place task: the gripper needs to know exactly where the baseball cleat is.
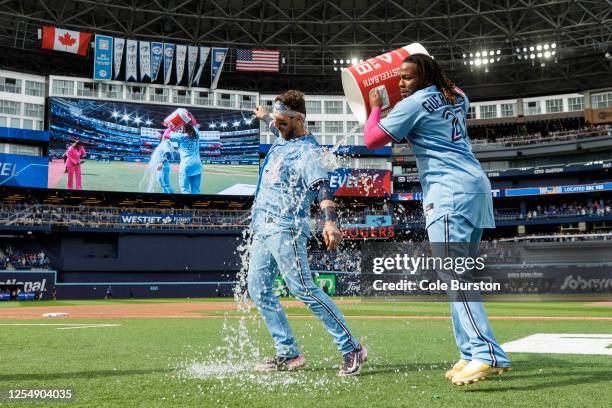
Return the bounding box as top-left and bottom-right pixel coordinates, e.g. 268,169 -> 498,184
254,355 -> 305,372
445,359 -> 469,380
338,345 -> 368,377
451,360 -> 512,385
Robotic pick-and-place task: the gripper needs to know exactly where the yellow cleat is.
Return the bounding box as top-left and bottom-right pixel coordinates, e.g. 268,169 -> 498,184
445,359 -> 469,380
451,360 -> 512,385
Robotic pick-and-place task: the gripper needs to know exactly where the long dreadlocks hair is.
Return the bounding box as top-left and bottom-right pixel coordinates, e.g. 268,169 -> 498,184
403,54 -> 460,104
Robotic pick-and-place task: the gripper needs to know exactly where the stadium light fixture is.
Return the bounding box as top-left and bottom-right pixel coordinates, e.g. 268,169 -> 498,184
122,114 -> 130,122
111,111 -> 119,119
462,49 -> 502,67
220,122 -> 228,128
209,123 -> 216,129
232,120 -> 240,127
244,118 -> 253,125
516,43 -> 558,62
145,119 -> 152,126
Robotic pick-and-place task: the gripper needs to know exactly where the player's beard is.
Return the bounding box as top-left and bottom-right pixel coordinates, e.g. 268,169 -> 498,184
281,125 -> 297,140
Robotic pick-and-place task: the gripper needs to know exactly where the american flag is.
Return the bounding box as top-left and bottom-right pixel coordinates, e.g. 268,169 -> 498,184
236,49 -> 280,72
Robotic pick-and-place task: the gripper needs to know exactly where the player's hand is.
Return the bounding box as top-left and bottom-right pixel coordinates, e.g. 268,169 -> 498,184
369,89 -> 383,108
253,105 -> 268,119
323,221 -> 342,251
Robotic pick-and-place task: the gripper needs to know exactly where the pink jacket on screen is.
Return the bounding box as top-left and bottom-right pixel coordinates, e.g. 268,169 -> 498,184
66,146 -> 86,167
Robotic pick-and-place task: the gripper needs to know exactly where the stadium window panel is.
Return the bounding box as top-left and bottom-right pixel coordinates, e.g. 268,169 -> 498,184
25,80 -> 44,97
77,81 -> 97,97
149,87 -> 168,103
524,101 -> 541,115
35,120 -> 43,130
346,120 -> 361,133
100,83 -> 122,99
467,106 -> 476,119
0,116 -> 6,127
324,100 -> 343,114
545,98 -> 563,113
24,103 -> 44,119
480,104 -> 497,119
22,119 -> 33,129
0,100 -> 20,116
127,86 -> 146,101
3,142 -> 41,156
52,80 -> 74,96
356,134 -> 365,146
345,102 -> 353,115
9,117 -> 19,128
217,93 -> 236,108
172,89 -> 191,104
568,97 -> 584,111
240,95 -> 256,110
305,100 -> 321,114
260,120 -> 269,134
195,91 -> 212,105
0,76 -> 22,94
320,134 -> 332,145
325,121 -> 343,134
307,120 -> 321,134
591,92 -> 612,109
501,103 -> 516,117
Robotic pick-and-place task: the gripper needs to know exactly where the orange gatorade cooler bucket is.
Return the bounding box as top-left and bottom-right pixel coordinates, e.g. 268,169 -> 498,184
163,108 -> 198,129
342,43 -> 429,123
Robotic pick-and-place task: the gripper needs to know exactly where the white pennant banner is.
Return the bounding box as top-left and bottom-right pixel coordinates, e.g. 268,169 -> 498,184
125,39 -> 138,81
139,41 -> 151,81
113,37 -> 125,79
187,46 -> 198,86
175,44 -> 187,85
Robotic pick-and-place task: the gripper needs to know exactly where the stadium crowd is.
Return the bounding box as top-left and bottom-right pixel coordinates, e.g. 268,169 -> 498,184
0,245 -> 50,270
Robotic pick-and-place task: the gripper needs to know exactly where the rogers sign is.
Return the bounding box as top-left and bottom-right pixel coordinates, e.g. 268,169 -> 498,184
329,169 -> 391,197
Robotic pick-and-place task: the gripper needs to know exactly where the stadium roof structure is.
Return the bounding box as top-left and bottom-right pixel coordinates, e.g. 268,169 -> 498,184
0,0 -> 611,100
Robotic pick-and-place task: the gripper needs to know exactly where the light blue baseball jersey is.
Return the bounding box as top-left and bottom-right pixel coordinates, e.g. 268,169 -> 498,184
252,127 -> 328,235
170,131 -> 202,177
378,85 -> 494,229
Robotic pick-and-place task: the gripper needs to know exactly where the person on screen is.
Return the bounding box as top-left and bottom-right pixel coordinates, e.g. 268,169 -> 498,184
156,133 -> 174,194
65,140 -> 86,190
163,122 -> 202,194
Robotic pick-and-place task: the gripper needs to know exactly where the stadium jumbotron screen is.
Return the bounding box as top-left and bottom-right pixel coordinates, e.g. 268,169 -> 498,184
47,97 -> 260,195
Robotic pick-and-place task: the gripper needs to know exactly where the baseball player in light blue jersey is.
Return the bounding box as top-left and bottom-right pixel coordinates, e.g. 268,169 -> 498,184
166,123 -> 202,194
365,54 -> 511,385
249,90 -> 367,376
156,136 -> 174,194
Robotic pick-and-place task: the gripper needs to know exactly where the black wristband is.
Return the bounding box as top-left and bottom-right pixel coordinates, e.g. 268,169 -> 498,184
322,206 -> 337,223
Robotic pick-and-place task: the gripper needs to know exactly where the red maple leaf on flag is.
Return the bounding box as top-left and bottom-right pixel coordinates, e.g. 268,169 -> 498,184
58,32 -> 76,46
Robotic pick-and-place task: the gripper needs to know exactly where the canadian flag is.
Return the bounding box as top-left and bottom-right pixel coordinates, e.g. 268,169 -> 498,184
41,26 -> 91,56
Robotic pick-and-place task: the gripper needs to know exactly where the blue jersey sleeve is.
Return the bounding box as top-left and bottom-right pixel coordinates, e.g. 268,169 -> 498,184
301,146 -> 329,189
378,96 -> 426,143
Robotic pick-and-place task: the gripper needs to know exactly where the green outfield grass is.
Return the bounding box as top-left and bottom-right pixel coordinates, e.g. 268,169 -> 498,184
50,161 -> 259,195
0,301 -> 611,407
2,299 -> 612,317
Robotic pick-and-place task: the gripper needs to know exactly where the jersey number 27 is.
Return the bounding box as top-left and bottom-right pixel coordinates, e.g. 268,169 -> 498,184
443,106 -> 466,142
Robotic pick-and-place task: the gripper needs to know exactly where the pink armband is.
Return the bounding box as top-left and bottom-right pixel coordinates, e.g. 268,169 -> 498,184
364,107 -> 392,150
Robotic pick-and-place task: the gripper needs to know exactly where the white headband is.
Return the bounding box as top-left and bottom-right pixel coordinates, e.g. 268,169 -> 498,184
273,101 -> 305,119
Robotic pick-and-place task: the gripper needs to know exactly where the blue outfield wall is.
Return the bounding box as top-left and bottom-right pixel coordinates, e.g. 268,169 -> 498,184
0,270 -> 354,299
0,270 -> 237,299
